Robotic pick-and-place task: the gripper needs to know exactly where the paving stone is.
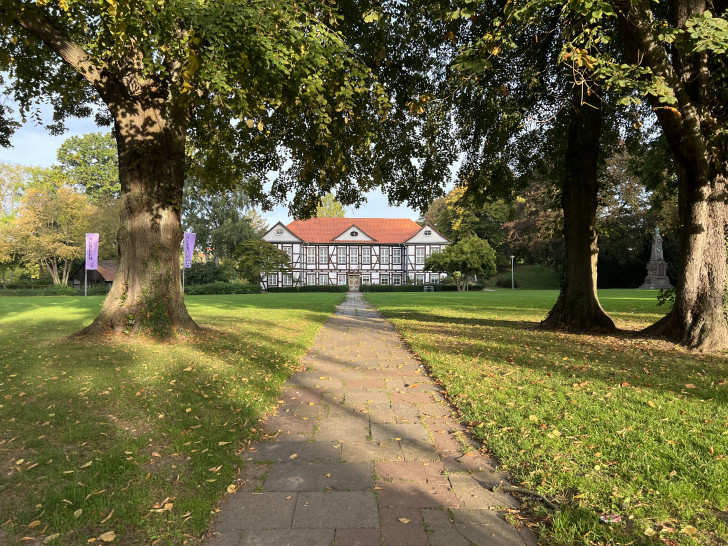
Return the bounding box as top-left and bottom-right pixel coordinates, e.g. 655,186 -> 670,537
279,388 -> 323,405
452,509 -> 526,545
390,404 -> 420,422
371,422 -> 429,442
449,475 -> 521,509
375,461 -> 447,484
344,391 -> 390,405
214,492 -> 297,531
345,379 -> 387,389
261,416 -> 316,435
399,439 -> 440,461
243,441 -> 341,463
315,427 -> 369,443
237,529 -> 335,546
375,479 -> 459,509
430,430 -> 463,453
334,528 -> 382,546
292,491 -> 379,529
290,405 -> 327,418
441,450 -> 499,473
416,404 -> 453,418
341,440 -> 404,462
379,507 -> 429,546
264,462 -> 374,492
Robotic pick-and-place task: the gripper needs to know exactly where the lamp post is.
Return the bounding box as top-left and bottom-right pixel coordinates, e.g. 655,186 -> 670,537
510,255 -> 515,290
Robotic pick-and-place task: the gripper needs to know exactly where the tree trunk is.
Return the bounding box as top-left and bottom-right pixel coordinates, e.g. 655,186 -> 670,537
613,0 -> 728,350
74,98 -> 199,337
542,84 -> 616,332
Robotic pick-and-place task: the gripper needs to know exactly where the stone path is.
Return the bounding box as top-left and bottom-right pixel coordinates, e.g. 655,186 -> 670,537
206,293 -> 536,546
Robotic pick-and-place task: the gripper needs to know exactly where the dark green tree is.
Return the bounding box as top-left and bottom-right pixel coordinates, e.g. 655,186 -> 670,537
55,132 -> 120,200
233,239 -> 291,285
424,235 -> 497,291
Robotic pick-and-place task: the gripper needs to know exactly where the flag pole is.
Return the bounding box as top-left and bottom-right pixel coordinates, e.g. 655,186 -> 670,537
84,268 -> 87,297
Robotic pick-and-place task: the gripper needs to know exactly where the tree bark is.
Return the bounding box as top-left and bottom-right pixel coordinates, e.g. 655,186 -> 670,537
612,0 -> 728,351
542,84 -> 616,332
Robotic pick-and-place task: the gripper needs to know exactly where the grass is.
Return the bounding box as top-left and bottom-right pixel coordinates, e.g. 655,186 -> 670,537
364,289 -> 728,545
0,293 -> 345,544
485,264 -> 561,290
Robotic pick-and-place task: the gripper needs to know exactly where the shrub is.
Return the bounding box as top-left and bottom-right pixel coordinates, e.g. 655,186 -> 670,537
0,285 -> 79,296
360,284 -> 462,292
267,285 -> 349,293
185,282 -> 261,295
184,262 -> 233,285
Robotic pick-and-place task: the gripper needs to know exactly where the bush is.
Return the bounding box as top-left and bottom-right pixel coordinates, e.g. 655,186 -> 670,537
184,262 -> 232,285
85,284 -> 112,296
2,282 -> 55,290
267,285 -> 349,293
360,284 -> 462,292
185,282 -> 261,295
495,277 -> 519,289
0,285 -> 79,297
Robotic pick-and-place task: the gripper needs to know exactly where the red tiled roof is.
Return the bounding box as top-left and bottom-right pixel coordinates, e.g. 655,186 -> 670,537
286,218 -> 422,243
97,260 -> 118,282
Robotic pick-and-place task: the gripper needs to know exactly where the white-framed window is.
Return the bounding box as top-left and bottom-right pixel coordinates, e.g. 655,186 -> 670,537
424,229 -> 432,236
275,227 -> 284,235
393,247 -> 401,265
267,273 -> 277,286
283,274 -> 293,286
362,274 -> 371,285
319,274 -> 329,285
306,247 -> 316,264
381,247 -> 390,265
338,273 -> 347,285
362,247 -> 371,265
415,274 -> 425,285
350,246 -> 359,265
337,246 -> 347,264
430,275 -> 440,285
381,274 -> 390,285
393,275 -> 401,286
416,247 -> 425,265
319,246 -> 328,264
307,273 -> 316,285
283,245 -> 292,258
431,245 -> 440,254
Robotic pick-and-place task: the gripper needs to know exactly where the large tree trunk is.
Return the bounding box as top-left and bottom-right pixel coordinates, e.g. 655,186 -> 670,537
613,0 -> 728,351
75,97 -> 199,337
542,84 -> 616,332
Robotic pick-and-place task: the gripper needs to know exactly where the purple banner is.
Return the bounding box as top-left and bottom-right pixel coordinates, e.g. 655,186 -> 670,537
85,233 -> 99,270
183,232 -> 196,269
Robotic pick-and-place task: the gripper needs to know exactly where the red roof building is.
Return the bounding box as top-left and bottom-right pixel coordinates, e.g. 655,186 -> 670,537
262,218 -> 450,290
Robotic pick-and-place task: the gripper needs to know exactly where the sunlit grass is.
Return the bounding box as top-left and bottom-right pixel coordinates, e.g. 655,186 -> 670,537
0,293 -> 344,544
365,289 -> 728,545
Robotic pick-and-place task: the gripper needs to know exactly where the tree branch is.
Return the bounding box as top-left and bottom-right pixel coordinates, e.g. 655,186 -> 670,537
0,0 -> 108,93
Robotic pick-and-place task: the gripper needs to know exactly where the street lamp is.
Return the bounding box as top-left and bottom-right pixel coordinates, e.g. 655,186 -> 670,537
510,255 -> 515,290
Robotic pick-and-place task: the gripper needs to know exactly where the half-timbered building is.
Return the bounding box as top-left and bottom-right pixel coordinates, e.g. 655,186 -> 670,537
261,218 -> 450,290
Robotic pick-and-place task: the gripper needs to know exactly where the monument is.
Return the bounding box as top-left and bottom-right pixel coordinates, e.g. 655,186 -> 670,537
640,227 -> 672,289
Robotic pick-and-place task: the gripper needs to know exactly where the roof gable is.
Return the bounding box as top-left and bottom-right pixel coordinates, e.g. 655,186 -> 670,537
333,224 -> 375,242
262,222 -> 303,243
405,224 -> 451,244
286,218 -> 422,244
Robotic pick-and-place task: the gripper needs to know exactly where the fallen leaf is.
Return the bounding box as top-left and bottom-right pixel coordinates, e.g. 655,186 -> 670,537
218,441 -> 230,446
681,526 -> 698,535
183,367 -> 193,372
43,534 -> 60,543
684,384 -> 697,389
74,509 -> 83,519
28,520 -> 42,528
100,510 -> 114,524
98,531 -> 116,542
80,461 -> 92,469
398,518 -> 411,524
152,452 -> 161,458
227,484 -> 237,494
644,527 -> 656,536
289,454 -> 298,459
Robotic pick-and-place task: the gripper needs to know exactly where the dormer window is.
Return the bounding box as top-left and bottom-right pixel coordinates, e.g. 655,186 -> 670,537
275,228 -> 284,236
350,231 -> 359,237
424,229 -> 432,236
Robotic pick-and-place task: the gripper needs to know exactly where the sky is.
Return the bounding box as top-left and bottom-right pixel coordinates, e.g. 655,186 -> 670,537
0,115 -> 425,227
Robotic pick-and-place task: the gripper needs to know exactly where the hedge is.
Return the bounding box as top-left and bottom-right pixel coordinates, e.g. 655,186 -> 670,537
185,282 -> 261,295
360,284 -> 487,292
0,285 -> 79,296
267,285 -> 349,293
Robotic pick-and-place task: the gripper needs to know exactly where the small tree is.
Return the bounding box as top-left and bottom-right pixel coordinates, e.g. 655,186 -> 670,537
233,240 -> 291,286
316,193 -> 346,218
425,236 -> 496,291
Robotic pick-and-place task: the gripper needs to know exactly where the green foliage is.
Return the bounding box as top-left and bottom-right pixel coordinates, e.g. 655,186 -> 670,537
367,290 -> 728,544
233,240 -> 291,284
55,132 -> 120,200
315,192 -> 346,218
183,261 -> 232,285
0,284 -> 78,296
185,282 -> 261,295
360,284 -> 462,292
425,235 -> 497,291
485,265 -> 560,290
267,285 -> 349,293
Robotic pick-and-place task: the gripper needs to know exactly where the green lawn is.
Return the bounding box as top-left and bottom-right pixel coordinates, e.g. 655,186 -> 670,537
485,264 -> 561,290
0,293 -> 345,544
365,289 -> 728,545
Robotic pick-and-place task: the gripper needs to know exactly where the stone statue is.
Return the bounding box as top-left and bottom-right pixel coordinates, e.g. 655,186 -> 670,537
640,227 -> 672,289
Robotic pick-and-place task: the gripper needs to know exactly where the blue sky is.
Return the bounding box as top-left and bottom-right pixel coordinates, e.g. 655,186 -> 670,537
0,115 -> 424,227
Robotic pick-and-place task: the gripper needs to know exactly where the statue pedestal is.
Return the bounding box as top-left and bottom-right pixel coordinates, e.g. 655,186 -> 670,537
640,228 -> 672,289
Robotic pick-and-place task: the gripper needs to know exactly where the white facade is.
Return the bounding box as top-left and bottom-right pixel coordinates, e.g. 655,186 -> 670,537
261,220 -> 450,289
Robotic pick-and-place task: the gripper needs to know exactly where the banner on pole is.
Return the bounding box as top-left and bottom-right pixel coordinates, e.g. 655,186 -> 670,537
183,232 -> 196,269
85,233 -> 99,270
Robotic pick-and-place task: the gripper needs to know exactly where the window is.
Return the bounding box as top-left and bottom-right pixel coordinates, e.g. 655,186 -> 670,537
275,228 -> 284,236
431,275 -> 440,285
268,274 -> 277,286
307,273 -> 316,286
362,274 -> 371,285
424,229 -> 432,236
362,247 -> 371,265
350,231 -> 359,237
350,247 -> 359,265
393,275 -> 401,286
393,247 -> 401,265
431,245 -> 440,254
381,247 -> 390,265
306,247 -> 316,264
381,274 -> 390,285
319,246 -> 328,264
283,246 -> 292,258
416,247 -> 425,265
337,247 -> 346,264
338,274 -> 347,285
283,274 -> 293,286
319,274 -> 329,285
415,274 -> 425,285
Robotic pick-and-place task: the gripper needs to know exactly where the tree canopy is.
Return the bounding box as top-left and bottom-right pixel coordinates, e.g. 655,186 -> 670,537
425,235 -> 496,291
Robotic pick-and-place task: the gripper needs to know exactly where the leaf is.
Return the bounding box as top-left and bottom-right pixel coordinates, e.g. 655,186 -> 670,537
74,509 -> 83,519
681,526 -> 698,535
80,461 -> 92,469
398,518 -> 411,524
227,483 -> 237,494
289,453 -> 298,459
43,534 -> 60,543
644,527 -> 656,536
684,384 -> 697,389
98,531 -> 116,542
100,509 -> 114,524
28,520 -> 42,528
218,441 -> 230,446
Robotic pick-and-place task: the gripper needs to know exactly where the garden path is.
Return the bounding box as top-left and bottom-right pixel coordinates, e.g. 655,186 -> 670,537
206,292 -> 536,545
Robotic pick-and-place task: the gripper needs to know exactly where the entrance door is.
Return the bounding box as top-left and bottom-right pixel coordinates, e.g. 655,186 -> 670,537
347,274 -> 360,292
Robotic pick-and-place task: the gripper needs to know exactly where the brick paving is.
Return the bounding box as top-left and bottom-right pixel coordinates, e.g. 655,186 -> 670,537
206,293 -> 537,546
